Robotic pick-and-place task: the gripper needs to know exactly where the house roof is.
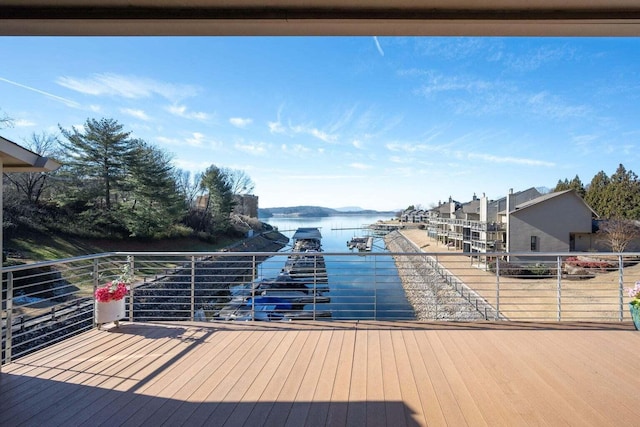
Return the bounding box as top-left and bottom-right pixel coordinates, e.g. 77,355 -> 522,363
461,199 -> 480,214
493,187 -> 542,214
510,189 -> 598,217
0,136 -> 61,172
292,227 -> 322,241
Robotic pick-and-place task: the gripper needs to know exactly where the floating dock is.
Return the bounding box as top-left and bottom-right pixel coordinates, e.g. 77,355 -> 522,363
347,236 -> 374,251
217,227 -> 330,321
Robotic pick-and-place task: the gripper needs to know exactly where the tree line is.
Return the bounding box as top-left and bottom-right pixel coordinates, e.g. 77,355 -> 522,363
554,164 -> 640,252
553,164 -> 640,219
3,117 -> 256,240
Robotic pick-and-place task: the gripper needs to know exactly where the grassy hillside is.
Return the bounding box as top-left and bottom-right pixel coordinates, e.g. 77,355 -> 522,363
4,228 -> 237,265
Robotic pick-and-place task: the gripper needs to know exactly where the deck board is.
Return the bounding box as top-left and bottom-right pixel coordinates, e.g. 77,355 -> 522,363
2,321 -> 640,426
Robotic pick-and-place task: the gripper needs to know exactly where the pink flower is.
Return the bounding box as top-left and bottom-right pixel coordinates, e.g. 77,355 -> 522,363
626,282 -> 640,302
95,281 -> 128,303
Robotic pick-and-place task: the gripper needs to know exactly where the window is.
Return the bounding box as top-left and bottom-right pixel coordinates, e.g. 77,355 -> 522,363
531,236 -> 539,251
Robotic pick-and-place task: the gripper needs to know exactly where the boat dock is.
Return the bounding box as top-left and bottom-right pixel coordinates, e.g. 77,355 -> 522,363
347,236 -> 374,251
217,227 -> 330,320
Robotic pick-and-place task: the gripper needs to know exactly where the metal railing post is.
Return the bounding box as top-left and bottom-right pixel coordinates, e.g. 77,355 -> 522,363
190,256 -> 196,321
374,254 -> 377,320
619,255 -> 624,322
557,256 -> 562,321
5,272 -> 14,364
93,258 -> 99,327
313,253 -> 317,321
495,256 -> 500,320
129,256 -> 135,322
251,255 -> 256,321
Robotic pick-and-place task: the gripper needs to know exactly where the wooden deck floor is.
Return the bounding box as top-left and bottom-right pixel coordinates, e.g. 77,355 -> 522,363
2,320 -> 640,426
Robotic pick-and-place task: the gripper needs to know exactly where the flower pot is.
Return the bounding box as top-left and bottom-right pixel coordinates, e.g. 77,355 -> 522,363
629,303 -> 640,331
95,298 -> 126,326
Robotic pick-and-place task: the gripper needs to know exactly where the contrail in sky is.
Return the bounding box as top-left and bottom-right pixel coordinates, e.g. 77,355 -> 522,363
0,76 -> 80,108
373,37 -> 385,56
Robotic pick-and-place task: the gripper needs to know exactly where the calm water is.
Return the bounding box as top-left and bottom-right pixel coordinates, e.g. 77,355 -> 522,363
260,215 -> 415,320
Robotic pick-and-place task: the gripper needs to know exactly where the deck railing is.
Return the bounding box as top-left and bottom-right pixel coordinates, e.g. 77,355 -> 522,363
2,249 -> 639,365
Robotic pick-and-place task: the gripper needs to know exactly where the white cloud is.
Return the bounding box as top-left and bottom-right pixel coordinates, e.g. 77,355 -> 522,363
56,73 -> 199,102
281,144 -> 312,155
290,123 -> 338,143
268,120 -> 285,133
526,91 -> 590,120
172,158 -> 213,172
186,132 -> 207,147
466,153 -> 555,167
229,117 -> 253,128
235,141 -> 269,155
14,119 -> 36,127
156,136 -> 182,146
352,139 -> 364,149
385,141 -> 554,167
121,108 -> 150,121
159,133 -> 221,149
167,104 -> 210,121
389,155 -> 410,164
350,162 -> 372,170
506,45 -> 574,72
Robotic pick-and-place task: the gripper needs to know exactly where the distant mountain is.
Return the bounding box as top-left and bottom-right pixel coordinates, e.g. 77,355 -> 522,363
335,206 -> 363,212
258,205 -> 397,218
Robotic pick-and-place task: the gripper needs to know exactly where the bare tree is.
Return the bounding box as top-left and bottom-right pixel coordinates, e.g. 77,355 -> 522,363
0,108 -> 14,129
4,132 -> 60,204
175,169 -> 202,208
597,218 -> 640,252
220,167 -> 255,195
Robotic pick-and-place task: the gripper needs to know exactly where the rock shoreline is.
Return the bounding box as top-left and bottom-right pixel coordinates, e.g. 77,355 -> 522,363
384,230 -> 485,321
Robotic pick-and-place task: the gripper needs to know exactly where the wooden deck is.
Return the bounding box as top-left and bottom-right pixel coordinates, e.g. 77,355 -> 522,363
2,320 -> 640,426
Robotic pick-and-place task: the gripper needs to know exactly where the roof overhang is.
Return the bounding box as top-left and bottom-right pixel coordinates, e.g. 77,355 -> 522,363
0,136 -> 61,173
2,1 -> 640,36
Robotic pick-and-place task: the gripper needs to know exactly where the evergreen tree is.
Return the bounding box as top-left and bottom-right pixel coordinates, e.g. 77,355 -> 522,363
199,165 -> 236,233
121,141 -> 185,237
58,118 -> 135,211
553,176 -> 584,196
608,164 -> 640,219
568,175 -> 586,197
584,170 -> 611,218
553,178 -> 570,192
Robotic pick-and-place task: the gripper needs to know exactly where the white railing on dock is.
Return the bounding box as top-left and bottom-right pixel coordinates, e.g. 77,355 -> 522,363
2,249 -> 639,366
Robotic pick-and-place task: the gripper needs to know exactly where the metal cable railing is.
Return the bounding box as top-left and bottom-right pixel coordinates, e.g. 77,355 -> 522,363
3,249 -> 640,365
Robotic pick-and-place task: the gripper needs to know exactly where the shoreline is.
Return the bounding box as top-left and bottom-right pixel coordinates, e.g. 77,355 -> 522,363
384,229 -> 486,321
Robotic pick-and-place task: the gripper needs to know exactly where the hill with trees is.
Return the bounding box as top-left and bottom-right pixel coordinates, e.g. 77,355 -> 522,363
258,206 -> 396,218
3,117 -> 263,248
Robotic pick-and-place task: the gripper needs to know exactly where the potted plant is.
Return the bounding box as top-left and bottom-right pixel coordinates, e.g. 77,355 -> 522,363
627,282 -> 640,330
95,262 -> 131,328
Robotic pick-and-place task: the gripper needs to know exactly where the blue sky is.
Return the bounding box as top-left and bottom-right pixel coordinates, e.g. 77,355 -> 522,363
1,37 -> 639,211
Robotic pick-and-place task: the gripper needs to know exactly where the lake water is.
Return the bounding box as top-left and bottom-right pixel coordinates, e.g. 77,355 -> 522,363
260,215 -> 415,320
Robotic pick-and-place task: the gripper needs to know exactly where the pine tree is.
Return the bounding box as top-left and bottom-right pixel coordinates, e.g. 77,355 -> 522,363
568,175 -> 586,197
584,170 -> 611,218
58,118 -> 134,211
199,165 -> 237,233
121,140 -> 185,237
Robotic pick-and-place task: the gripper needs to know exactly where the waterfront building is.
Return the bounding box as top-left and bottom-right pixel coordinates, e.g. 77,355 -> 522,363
414,187 -> 598,261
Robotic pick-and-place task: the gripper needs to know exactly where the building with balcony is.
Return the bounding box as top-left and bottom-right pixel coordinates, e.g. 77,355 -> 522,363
418,188 -> 597,261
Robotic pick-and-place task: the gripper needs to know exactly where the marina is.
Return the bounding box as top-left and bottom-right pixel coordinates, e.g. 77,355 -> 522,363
262,215 -> 415,320
216,227 -> 331,321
